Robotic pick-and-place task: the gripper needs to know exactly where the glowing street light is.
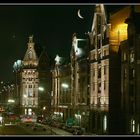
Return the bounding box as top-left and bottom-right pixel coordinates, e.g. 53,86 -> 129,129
8,99 -> 15,103
23,95 -> 27,98
61,83 -> 69,89
38,87 -> 44,92
43,106 -> 46,110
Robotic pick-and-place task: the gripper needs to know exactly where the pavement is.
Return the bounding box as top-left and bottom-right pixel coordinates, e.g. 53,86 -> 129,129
35,123 -> 73,135
49,126 -> 73,136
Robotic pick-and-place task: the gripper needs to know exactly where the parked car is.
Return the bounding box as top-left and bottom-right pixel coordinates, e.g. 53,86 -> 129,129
37,116 -> 43,123
72,126 -> 84,135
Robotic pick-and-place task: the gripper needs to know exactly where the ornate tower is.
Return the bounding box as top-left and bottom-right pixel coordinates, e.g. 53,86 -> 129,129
20,35 -> 39,116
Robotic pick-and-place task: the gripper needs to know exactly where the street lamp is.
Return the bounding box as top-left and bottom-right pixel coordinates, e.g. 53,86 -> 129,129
38,87 -> 44,92
61,83 -> 69,89
8,99 -> 15,103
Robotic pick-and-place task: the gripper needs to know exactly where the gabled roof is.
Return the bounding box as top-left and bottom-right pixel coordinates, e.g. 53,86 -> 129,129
23,35 -> 38,67
91,4 -> 107,34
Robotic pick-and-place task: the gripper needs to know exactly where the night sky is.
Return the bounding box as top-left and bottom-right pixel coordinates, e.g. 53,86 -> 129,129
0,4 -> 125,82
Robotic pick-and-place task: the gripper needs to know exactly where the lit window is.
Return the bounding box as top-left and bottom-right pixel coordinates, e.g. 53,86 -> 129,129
133,69 -> 135,78
98,66 -> 101,78
28,51 -> 33,59
25,109 -> 27,115
130,52 -> 134,63
123,52 -> 126,61
28,108 -> 32,115
137,124 -> 139,134
103,115 -> 107,131
124,68 -> 127,78
131,119 -> 135,133
98,82 -> 101,93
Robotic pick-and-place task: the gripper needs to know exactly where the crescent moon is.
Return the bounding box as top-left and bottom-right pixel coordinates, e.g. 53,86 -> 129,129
78,9 -> 84,19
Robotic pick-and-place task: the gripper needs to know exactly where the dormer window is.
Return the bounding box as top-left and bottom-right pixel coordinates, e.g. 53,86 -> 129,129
28,51 -> 32,59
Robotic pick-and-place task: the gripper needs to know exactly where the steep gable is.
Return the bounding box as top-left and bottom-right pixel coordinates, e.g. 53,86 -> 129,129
23,36 -> 38,67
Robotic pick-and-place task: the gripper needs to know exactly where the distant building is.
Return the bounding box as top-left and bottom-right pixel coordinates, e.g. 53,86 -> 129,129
70,33 -> 89,129
51,55 -> 71,123
20,36 -> 39,116
38,47 -> 52,118
120,6 -> 140,134
88,4 -> 110,134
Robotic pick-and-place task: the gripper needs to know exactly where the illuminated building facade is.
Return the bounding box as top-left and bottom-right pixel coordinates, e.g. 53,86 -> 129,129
52,55 -> 71,123
52,4 -> 140,135
20,36 -> 39,116
88,4 -> 110,134
51,55 -> 61,120
71,33 -> 89,129
52,33 -> 89,129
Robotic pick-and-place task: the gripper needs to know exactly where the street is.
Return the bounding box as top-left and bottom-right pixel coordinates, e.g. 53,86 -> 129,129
0,122 -> 73,136
0,123 -> 55,135
0,124 -> 30,135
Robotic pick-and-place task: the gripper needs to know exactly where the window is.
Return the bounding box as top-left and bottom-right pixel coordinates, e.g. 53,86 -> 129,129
130,68 -> 135,80
33,100 -> 35,105
28,91 -> 33,97
130,52 -> 134,63
25,109 -> 27,115
103,115 -> 107,131
98,66 -> 101,78
28,51 -> 33,59
97,14 -> 101,34
29,85 -> 32,88
133,69 -> 135,78
97,36 -> 101,49
28,108 -> 32,115
137,124 -> 139,134
123,52 -> 126,61
104,50 -> 106,57
131,119 -> 135,133
104,82 -> 106,90
104,66 -> 106,75
98,82 -> 101,93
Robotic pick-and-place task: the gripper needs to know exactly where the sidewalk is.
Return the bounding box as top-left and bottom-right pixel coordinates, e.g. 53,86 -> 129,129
50,126 -> 73,136
36,123 -> 73,136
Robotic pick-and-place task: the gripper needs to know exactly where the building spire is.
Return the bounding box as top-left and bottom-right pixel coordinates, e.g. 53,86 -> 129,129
29,35 -> 33,43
